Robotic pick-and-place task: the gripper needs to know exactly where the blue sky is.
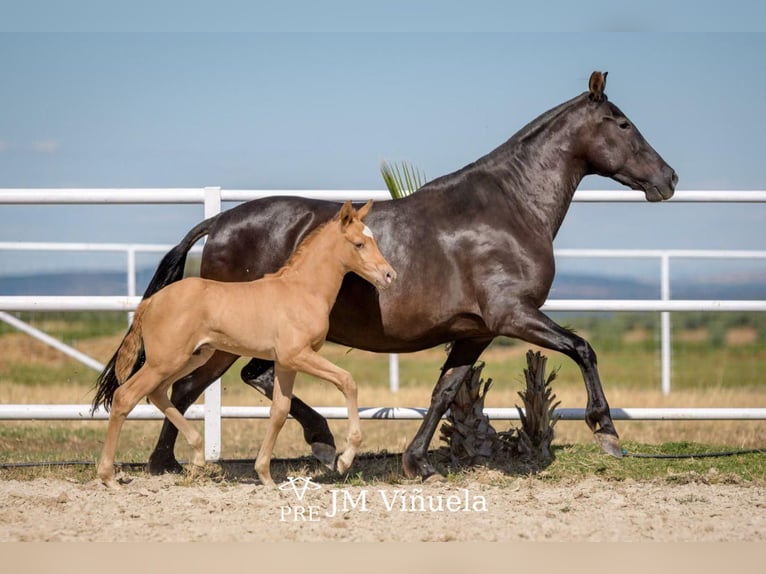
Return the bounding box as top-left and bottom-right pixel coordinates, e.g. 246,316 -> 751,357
1,3 -> 765,283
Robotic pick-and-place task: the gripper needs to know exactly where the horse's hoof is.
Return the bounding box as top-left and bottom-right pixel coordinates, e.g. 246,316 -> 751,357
402,451 -> 440,481
312,442 -> 337,470
147,456 -> 185,475
594,431 -> 624,458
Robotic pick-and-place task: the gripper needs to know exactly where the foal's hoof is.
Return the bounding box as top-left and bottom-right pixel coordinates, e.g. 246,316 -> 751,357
100,473 -> 131,490
594,431 -> 624,458
336,453 -> 355,476
423,472 -> 446,484
312,442 -> 337,470
100,477 -> 121,490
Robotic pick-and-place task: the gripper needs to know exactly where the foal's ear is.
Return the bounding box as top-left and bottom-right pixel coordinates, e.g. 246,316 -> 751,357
339,200 -> 354,228
356,199 -> 373,220
588,70 -> 608,103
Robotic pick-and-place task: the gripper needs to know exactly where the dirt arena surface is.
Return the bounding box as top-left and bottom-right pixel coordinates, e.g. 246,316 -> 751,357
2,471 -> 765,542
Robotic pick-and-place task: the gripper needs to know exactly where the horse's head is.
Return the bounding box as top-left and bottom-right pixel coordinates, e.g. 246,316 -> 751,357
578,71 -> 678,202
337,200 -> 397,290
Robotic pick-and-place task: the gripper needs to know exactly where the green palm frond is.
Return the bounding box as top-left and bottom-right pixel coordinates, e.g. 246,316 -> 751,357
380,160 -> 427,199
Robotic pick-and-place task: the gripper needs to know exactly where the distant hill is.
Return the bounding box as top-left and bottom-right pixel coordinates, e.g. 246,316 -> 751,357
0,269 -> 158,296
0,268 -> 763,300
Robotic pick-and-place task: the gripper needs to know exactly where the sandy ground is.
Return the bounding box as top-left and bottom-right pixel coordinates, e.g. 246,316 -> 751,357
2,471 -> 765,542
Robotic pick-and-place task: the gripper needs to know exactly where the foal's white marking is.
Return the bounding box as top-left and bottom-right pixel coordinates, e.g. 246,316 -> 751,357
362,225 -> 374,238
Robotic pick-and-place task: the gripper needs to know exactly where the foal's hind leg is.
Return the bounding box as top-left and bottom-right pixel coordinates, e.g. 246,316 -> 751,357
97,366 -> 163,489
148,388 -> 205,468
287,350 -> 362,475
254,367 -> 296,487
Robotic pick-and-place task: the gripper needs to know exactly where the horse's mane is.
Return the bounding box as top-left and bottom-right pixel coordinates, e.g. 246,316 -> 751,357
422,92 -> 592,190
265,214 -> 339,279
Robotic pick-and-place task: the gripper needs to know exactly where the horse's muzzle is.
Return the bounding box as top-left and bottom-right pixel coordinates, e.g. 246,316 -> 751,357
376,268 -> 397,290
646,167 -> 678,202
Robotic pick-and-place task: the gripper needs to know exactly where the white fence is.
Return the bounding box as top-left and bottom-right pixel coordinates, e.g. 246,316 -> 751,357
1,188 -> 765,461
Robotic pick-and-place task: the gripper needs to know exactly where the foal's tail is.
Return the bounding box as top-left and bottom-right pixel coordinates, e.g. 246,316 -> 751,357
91,216 -> 216,413
91,300 -> 150,413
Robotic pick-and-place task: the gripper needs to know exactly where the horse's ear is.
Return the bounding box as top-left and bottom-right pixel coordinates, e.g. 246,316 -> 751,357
588,71 -> 607,103
357,199 -> 373,220
339,200 -> 354,228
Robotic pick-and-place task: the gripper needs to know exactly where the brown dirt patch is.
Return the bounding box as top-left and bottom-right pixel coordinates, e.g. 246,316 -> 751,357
1,472 -> 764,542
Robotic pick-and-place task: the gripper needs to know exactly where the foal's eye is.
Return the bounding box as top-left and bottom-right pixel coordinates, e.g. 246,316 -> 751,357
354,242 -> 365,249
618,121 -> 630,130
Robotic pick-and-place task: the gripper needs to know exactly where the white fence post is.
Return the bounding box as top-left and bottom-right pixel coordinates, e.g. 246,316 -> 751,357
660,253 -> 672,395
389,353 -> 400,393
203,187 -> 222,461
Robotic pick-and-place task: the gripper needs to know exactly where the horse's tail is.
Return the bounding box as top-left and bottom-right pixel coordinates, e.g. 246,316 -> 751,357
143,216 -> 216,298
91,299 -> 150,413
92,216 -> 215,414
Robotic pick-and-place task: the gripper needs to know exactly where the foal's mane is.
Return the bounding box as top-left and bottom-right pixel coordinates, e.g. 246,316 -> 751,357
265,213 -> 341,279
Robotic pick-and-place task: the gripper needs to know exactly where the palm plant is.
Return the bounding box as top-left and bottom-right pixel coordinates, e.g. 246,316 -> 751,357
379,160 -> 427,199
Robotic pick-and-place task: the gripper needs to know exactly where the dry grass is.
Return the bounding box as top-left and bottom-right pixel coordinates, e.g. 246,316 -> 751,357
1,330 -> 765,470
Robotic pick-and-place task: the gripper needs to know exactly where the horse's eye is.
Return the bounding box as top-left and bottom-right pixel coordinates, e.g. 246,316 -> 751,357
354,242 -> 364,249
618,121 -> 630,130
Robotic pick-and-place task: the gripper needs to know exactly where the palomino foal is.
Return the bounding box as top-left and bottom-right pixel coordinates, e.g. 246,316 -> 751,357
94,200 -> 395,488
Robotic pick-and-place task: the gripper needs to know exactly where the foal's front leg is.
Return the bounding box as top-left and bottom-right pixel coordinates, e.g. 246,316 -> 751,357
254,367 -> 296,487
288,350 -> 362,475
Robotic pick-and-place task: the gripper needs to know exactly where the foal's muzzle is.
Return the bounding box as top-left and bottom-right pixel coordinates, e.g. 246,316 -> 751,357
376,267 -> 397,290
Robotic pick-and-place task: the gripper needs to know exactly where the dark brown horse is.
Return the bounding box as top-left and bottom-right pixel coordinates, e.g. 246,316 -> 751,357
107,71 -> 676,480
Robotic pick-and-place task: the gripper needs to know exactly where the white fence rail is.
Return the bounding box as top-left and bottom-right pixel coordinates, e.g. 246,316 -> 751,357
1,188 -> 765,461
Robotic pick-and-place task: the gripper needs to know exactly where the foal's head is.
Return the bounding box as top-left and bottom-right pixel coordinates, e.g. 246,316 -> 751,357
336,200 -> 396,289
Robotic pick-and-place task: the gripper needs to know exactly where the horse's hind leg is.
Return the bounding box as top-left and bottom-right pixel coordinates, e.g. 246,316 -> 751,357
403,338 -> 492,480
241,359 -> 337,468
148,388 -> 205,468
254,367 -> 296,487
148,350 -> 238,474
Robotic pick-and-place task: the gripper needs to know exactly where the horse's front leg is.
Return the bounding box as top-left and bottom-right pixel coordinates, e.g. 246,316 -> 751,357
254,367 -> 296,487
241,359 -> 337,467
148,350 -> 238,474
495,304 -> 622,457
402,338 -> 492,481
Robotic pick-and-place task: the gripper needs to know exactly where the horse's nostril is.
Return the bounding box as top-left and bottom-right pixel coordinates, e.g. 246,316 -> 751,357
671,170 -> 679,188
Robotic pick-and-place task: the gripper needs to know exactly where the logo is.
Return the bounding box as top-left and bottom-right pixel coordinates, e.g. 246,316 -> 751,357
278,476 -> 324,522
277,475 -> 488,522
278,476 -> 323,502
